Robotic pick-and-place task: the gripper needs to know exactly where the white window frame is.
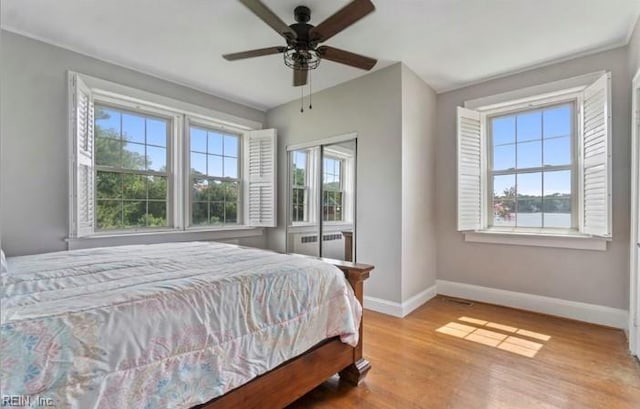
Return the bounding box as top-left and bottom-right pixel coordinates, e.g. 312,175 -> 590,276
290,149 -> 312,224
92,97 -> 180,233
185,117 -> 244,229
322,155 -> 344,223
458,72 -> 612,250
484,97 -> 579,233
322,150 -> 352,225
288,147 -> 320,228
67,72 -> 272,246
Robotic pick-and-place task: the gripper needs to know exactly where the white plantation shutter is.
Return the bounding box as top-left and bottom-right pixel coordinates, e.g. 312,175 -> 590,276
71,74 -> 95,237
580,73 -> 612,237
457,107 -> 483,231
245,129 -> 277,227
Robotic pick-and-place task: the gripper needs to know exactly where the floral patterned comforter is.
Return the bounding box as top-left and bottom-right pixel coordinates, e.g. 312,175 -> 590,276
0,242 -> 361,409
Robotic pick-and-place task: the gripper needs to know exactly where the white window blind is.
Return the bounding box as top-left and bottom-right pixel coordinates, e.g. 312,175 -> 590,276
580,72 -> 612,237
457,107 -> 483,231
245,129 -> 277,227
70,73 -> 96,237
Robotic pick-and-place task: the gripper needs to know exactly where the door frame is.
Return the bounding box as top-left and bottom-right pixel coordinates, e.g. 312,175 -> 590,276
285,133 -> 358,259
630,68 -> 640,356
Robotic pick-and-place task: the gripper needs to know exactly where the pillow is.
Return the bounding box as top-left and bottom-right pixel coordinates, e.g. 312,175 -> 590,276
1,249 -> 7,273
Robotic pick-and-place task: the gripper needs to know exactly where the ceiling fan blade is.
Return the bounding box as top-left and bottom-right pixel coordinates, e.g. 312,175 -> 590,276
223,46 -> 286,61
309,0 -> 375,43
317,46 -> 376,70
293,64 -> 308,87
238,0 -> 297,40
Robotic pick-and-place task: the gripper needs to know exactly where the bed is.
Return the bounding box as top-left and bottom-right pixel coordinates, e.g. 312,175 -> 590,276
0,242 -> 372,409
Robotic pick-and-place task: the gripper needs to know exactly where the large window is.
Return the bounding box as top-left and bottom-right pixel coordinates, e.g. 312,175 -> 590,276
190,125 -> 240,225
490,103 -> 574,229
457,72 -> 612,240
69,72 -> 277,238
323,157 -> 344,222
95,105 -> 169,230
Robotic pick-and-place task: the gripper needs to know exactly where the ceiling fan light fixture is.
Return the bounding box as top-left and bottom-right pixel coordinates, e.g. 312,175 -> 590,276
283,48 -> 321,71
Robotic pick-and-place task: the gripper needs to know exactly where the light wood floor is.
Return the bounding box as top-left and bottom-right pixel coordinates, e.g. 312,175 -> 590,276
289,296 -> 640,409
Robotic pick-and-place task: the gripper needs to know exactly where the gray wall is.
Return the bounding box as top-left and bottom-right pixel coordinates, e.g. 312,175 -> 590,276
436,47 -> 630,309
400,64 -> 438,300
266,64 -> 404,303
630,17 -> 640,78
0,31 -> 266,256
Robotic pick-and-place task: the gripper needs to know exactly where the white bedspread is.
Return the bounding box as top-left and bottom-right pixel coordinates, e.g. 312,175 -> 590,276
0,242 -> 361,409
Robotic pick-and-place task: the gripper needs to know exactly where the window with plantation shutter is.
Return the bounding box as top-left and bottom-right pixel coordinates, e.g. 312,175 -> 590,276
69,72 -> 276,242
580,73 -> 612,237
456,72 -> 612,249
245,129 -> 277,227
70,73 -> 96,237
457,107 -> 483,231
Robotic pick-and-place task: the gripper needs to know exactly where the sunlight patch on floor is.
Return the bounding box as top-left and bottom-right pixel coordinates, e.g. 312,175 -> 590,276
486,322 -> 518,333
515,328 -> 551,341
436,317 -> 551,358
458,316 -> 488,326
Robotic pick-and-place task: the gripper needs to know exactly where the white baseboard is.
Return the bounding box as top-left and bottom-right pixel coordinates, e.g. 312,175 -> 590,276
363,296 -> 403,317
364,284 -> 437,318
437,280 -> 628,330
402,284 -> 438,316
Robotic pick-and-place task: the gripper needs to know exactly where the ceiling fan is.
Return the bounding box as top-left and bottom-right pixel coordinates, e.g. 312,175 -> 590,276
223,0 -> 377,87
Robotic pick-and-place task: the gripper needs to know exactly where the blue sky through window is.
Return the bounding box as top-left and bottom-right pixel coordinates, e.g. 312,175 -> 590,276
147,146 -> 166,171
492,103 -> 572,197
96,106 -> 168,171
191,127 -> 207,153
122,113 -> 145,144
293,151 -> 306,171
190,126 -> 239,178
147,119 -> 167,147
96,108 -> 120,137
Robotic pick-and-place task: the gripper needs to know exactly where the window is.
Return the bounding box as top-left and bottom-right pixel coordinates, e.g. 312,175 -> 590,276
323,157 -> 344,222
190,125 -> 240,225
457,72 -> 611,240
95,105 -> 170,230
490,103 -> 575,229
291,150 -> 309,223
287,144 -> 354,226
69,72 -> 277,238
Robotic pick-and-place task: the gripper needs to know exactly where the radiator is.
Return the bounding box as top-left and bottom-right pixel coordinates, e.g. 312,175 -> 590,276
291,233 -> 345,259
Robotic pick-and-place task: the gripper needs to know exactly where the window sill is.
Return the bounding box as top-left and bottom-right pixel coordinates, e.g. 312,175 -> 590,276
66,226 -> 264,250
288,222 -> 316,228
464,229 -> 610,251
322,222 -> 354,233
287,222 -> 354,233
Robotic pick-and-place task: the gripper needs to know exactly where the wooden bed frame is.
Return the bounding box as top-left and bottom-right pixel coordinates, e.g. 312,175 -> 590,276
194,258 -> 373,409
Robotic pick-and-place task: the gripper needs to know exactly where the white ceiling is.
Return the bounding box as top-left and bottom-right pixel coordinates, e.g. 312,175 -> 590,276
2,0 -> 639,111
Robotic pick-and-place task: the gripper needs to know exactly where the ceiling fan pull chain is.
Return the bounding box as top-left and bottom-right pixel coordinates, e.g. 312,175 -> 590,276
300,85 -> 304,113
309,70 -> 313,110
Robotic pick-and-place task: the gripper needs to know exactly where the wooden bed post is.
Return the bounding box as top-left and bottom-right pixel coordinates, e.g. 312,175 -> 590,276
327,259 -> 374,385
